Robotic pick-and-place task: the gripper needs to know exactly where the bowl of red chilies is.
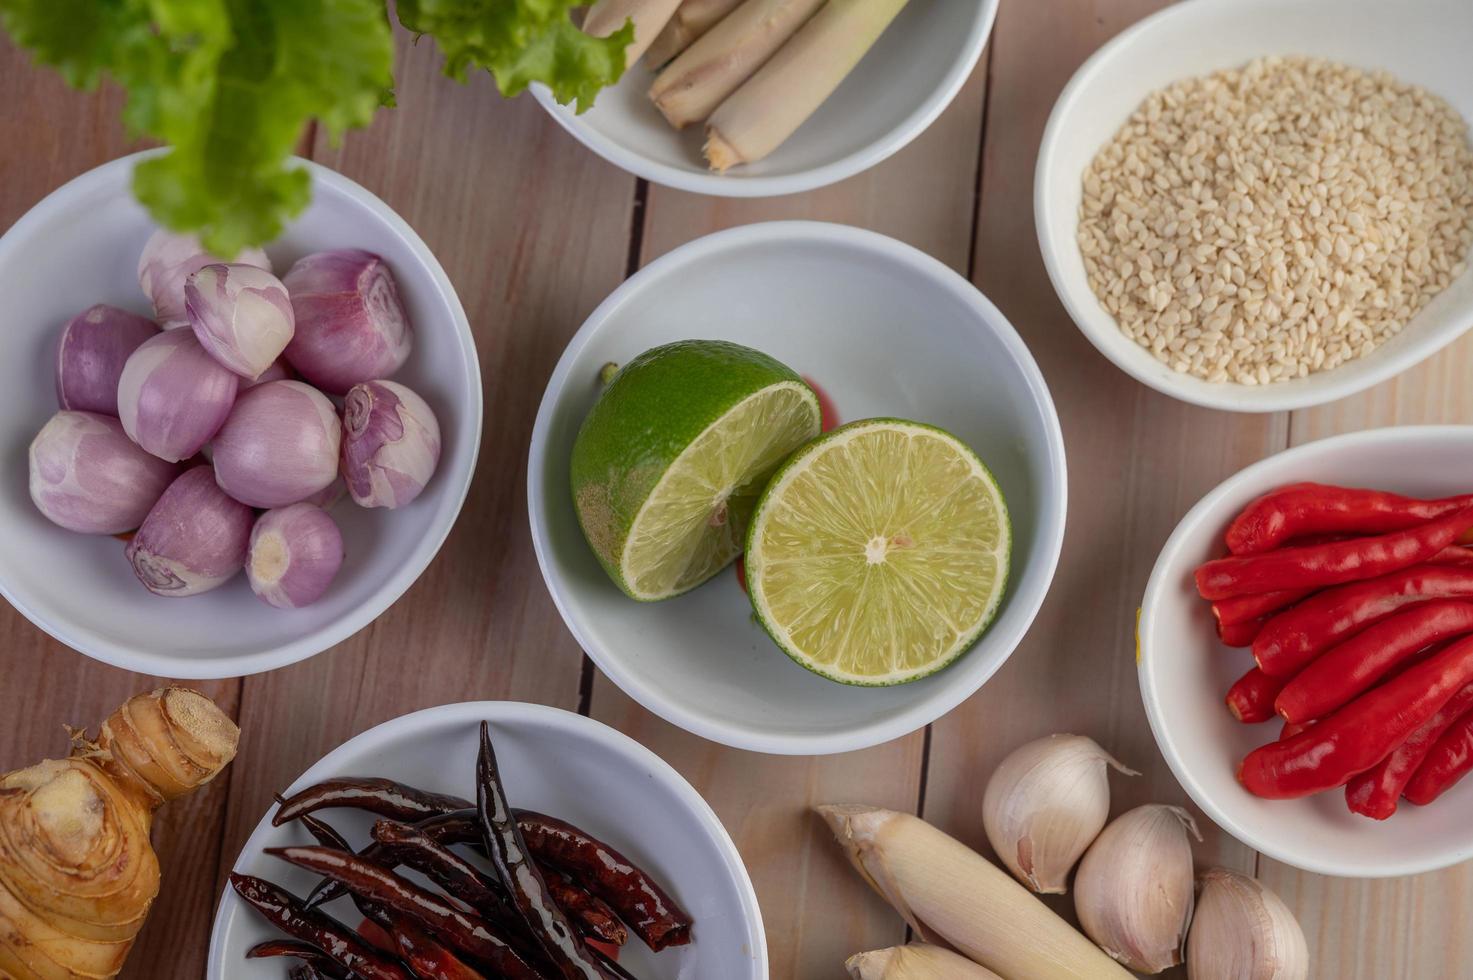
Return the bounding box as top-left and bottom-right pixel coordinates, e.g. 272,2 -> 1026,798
208,702 -> 766,979
1141,426 -> 1473,877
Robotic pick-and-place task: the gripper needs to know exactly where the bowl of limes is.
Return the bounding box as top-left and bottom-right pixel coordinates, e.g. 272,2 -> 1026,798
529,222 -> 1066,754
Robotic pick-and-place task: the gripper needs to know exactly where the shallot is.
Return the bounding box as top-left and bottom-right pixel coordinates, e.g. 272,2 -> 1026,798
212,380 -> 341,508
185,263 -> 295,379
242,359 -> 294,389
54,304 -> 158,415
137,229 -> 271,327
117,329 -> 239,462
282,249 -> 412,394
341,380 -> 441,509
28,411 -> 180,534
246,504 -> 344,608
126,466 -> 253,597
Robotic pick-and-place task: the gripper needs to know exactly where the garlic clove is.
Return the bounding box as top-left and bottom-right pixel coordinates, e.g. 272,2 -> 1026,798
983,734 -> 1138,893
846,944 -> 1004,980
1187,868 -> 1308,980
1073,804 -> 1201,974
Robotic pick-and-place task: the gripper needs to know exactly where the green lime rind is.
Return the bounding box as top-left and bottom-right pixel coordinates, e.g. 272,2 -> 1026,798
570,340 -> 820,601
745,417 -> 1012,686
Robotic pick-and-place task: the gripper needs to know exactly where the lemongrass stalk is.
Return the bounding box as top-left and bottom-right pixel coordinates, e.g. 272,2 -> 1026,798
705,0 -> 910,171
819,805 -> 1135,980
644,0 -> 746,67
649,0 -> 826,128
847,944 -> 1005,979
584,0 -> 686,67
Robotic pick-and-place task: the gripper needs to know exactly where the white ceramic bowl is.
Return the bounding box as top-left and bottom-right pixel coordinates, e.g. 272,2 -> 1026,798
208,701 -> 764,978
533,0 -> 997,196
1036,0 -> 1473,413
529,221 -> 1067,754
0,152 -> 481,678
1141,426 -> 1473,877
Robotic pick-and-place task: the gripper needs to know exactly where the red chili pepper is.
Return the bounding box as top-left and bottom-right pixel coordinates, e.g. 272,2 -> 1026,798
1225,483 -> 1473,555
1196,508 -> 1473,600
1274,601 -> 1473,722
1345,681 -> 1473,819
1239,635 -> 1473,799
1404,706 -> 1473,806
1280,719 -> 1313,740
1217,617 -> 1263,648
1253,565 -> 1473,677
1212,588 -> 1314,628
1428,545 -> 1473,567
1226,667 -> 1286,723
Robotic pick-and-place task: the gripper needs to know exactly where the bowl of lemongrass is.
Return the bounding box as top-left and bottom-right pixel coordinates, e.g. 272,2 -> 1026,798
534,0 -> 998,196
0,151 -> 481,679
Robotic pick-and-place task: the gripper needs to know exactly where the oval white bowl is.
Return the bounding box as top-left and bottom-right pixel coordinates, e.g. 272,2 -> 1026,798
1141,426 -> 1473,877
208,701 -> 765,978
0,152 -> 481,678
528,221 -> 1067,755
534,0 -> 997,196
1036,0 -> 1473,412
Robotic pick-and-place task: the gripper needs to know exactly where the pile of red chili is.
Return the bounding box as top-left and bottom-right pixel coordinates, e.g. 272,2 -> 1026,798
231,723 -> 693,979
1195,482 -> 1473,820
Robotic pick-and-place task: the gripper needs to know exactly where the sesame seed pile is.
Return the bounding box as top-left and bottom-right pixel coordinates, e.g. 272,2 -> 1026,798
1078,56 -> 1473,385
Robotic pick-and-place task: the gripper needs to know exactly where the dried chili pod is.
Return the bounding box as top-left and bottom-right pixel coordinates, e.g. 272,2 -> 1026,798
274,776 -> 471,826
229,873 -> 412,980
390,912 -> 488,980
246,938 -> 351,979
477,722 -> 613,980
266,845 -> 548,980
518,811 -> 693,951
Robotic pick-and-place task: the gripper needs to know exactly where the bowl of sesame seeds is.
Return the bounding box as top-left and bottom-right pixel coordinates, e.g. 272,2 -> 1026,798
1035,0 -> 1473,412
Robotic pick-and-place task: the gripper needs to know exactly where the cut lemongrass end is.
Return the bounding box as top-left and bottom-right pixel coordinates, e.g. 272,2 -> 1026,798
650,0 -> 826,129
818,805 -> 1134,980
584,0 -> 686,66
847,944 -> 1005,980
704,0 -> 912,171
644,0 -> 746,67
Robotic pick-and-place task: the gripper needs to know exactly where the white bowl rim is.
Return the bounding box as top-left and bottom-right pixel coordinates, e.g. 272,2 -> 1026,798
206,699 -> 768,977
530,0 -> 998,199
0,150 -> 484,679
1034,0 -> 1473,414
1139,424 -> 1473,877
528,220 -> 1068,755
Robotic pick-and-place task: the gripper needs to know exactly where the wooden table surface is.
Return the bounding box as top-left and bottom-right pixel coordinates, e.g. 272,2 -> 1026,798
4,3 -> 1471,978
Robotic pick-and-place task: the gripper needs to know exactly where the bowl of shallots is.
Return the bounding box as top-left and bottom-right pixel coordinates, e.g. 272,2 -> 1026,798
0,151 -> 481,678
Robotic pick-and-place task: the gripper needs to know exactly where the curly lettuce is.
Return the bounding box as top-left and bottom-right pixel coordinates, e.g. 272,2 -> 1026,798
0,0 -> 627,252
398,0 -> 631,113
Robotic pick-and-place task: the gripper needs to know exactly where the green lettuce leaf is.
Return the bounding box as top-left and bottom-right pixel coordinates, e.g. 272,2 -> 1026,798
398,0 -> 631,112
0,0 -> 394,254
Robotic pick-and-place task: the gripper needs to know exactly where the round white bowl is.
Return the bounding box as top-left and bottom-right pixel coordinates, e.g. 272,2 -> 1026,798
1141,426 -> 1473,877
208,701 -> 765,978
0,152 -> 481,678
534,0 -> 997,197
1036,0 -> 1473,413
529,221 -> 1067,755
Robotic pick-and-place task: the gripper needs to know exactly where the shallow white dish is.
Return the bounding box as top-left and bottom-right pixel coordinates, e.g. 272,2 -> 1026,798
208,701 -> 765,978
1141,426 -> 1473,877
534,0 -> 997,197
1036,0 -> 1473,413
0,151 -> 481,678
528,221 -> 1067,755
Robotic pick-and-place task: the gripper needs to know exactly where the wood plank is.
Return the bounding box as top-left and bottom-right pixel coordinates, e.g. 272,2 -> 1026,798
0,32 -> 244,980
210,23 -> 640,946
1250,337 -> 1473,978
921,2 -> 1283,972
587,61 -> 992,977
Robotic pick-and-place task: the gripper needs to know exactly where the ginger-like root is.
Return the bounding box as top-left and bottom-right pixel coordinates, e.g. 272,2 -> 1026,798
0,688 -> 238,979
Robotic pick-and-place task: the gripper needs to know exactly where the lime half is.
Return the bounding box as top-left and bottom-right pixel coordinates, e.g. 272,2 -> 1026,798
745,419 -> 1011,685
571,340 -> 821,601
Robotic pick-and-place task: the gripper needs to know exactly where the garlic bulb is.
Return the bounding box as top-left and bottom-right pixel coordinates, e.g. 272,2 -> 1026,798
1187,868 -> 1308,980
983,734 -> 1137,893
846,944 -> 1003,979
1074,804 -> 1200,974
